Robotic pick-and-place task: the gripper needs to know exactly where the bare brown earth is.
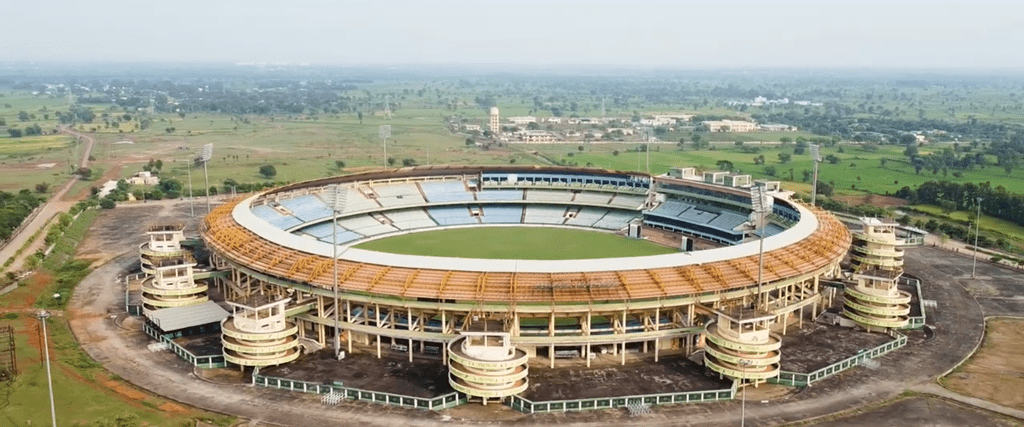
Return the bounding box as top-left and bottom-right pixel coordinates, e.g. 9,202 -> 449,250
942,318 -> 1024,411
833,193 -> 907,208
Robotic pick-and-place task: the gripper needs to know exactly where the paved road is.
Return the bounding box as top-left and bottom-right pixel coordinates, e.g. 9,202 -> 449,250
0,128 -> 95,274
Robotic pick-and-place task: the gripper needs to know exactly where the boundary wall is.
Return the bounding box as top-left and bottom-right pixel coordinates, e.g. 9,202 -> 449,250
771,330 -> 907,387
251,371 -> 467,410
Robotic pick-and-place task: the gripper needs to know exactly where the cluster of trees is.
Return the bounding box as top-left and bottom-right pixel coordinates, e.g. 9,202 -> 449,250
7,123 -> 44,137
894,180 -> 1024,227
0,190 -> 45,241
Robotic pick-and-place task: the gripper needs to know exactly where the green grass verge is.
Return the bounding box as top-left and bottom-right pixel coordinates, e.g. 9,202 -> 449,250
354,226 -> 678,260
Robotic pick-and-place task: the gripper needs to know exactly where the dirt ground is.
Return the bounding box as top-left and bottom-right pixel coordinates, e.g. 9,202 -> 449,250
942,318 -> 1024,411
832,194 -> 906,208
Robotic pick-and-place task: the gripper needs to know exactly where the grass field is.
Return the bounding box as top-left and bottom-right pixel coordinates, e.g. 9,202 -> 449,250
941,318 -> 1024,411
530,142 -> 1024,195
354,226 -> 678,260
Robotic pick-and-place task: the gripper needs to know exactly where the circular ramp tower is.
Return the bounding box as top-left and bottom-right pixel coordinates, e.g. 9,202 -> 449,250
844,218 -> 910,332
221,297 -> 300,368
704,311 -> 781,385
138,224 -> 209,314
139,255 -> 209,313
447,332 -> 529,405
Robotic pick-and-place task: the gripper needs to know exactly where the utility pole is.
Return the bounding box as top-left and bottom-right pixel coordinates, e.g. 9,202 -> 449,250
972,197 -> 983,278
380,125 -> 391,169
810,144 -> 821,206
187,159 -> 195,218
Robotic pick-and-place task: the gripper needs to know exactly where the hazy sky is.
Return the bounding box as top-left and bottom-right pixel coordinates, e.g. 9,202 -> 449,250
3,0 -> 1022,69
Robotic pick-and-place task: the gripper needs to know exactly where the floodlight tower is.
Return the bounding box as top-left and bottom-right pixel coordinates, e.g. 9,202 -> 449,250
750,186 -> 770,311
379,125 -> 391,169
199,143 -> 213,213
331,185 -> 348,357
809,144 -> 822,206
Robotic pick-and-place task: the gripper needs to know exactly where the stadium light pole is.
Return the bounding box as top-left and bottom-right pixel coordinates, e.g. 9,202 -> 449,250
972,197 -> 983,278
332,185 -> 348,357
751,186 -> 769,311
809,144 -> 821,206
37,310 -> 57,427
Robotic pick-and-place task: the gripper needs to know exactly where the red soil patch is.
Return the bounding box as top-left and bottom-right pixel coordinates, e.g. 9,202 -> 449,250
19,271 -> 54,308
158,401 -> 191,413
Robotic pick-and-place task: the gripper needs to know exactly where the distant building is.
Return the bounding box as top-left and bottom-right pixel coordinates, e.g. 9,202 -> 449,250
463,124 -> 482,132
703,120 -> 758,133
507,116 -> 537,126
512,130 -> 557,143
759,124 -> 799,132
128,171 -> 160,186
489,107 -> 500,134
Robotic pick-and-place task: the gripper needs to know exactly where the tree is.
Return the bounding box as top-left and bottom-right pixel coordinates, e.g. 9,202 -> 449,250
76,167 -> 92,179
815,180 -> 834,197
7,128 -> 22,138
35,183 -> 49,193
357,111 -> 363,124
802,169 -> 811,182
17,111 -> 29,122
100,199 -> 116,209
691,133 -> 702,148
825,154 -> 840,164
880,158 -> 888,168
764,166 -> 777,176
402,158 -> 417,167
259,164 -> 277,178
578,145 -> 585,152
612,150 -> 620,156
335,160 -> 346,169
716,160 -> 734,171
778,153 -> 792,163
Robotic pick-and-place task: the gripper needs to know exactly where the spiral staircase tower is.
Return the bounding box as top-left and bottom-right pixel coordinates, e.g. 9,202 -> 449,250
704,311 -> 781,385
844,218 -> 910,332
221,297 -> 300,367
447,332 -> 529,405
139,224 -> 207,314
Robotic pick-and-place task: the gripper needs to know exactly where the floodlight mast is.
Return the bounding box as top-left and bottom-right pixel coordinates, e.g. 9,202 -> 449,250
750,186 -> 769,312
810,144 -> 821,206
332,186 -> 347,357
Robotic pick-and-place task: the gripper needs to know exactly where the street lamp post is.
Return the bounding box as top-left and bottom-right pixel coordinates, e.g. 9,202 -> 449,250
972,197 -> 983,278
739,358 -> 751,427
37,311 -> 57,427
